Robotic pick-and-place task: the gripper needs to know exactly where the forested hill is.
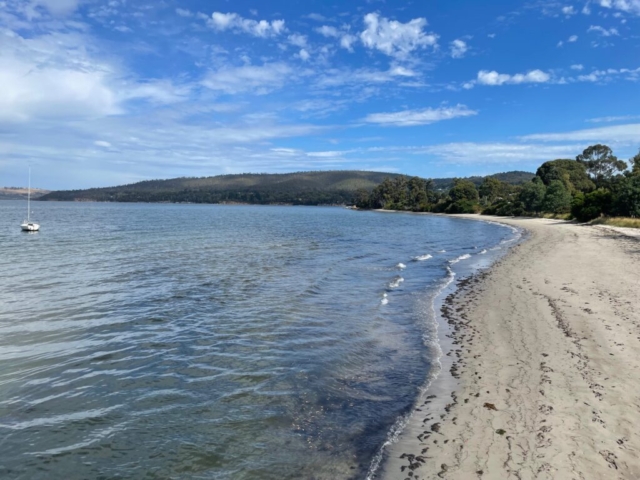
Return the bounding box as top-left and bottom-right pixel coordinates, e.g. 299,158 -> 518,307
38,170 -> 534,205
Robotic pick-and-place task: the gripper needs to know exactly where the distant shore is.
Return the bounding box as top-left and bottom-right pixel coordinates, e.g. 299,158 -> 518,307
380,215 -> 640,479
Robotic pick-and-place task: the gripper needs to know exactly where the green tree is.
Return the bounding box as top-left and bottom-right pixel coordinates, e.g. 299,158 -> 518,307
519,177 -> 547,212
536,159 -> 595,192
612,176 -> 640,217
479,177 -> 510,205
449,179 -> 479,203
571,188 -> 612,221
576,144 -> 628,187
630,150 -> 640,177
542,180 -> 572,214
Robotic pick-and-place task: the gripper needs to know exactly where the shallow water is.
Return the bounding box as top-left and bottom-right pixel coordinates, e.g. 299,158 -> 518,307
0,202 -> 515,479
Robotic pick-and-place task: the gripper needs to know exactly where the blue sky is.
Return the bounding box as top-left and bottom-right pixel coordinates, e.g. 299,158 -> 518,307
1,0 -> 639,189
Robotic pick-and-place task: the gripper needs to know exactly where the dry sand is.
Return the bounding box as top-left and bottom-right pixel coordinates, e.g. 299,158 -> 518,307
381,216 -> 640,480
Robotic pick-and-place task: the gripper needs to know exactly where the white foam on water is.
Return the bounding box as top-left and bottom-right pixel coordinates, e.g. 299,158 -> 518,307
479,249 -> 488,255
380,297 -> 389,305
438,249 -> 446,253
396,263 -> 406,270
388,277 -> 404,289
366,266 -> 456,480
449,253 -> 472,264
413,254 -> 432,262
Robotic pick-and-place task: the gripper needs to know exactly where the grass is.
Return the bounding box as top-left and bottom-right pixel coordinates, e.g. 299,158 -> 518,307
590,217 -> 640,229
541,213 -> 572,220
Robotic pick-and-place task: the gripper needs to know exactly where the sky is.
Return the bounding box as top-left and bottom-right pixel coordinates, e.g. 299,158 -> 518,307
1,0 -> 640,189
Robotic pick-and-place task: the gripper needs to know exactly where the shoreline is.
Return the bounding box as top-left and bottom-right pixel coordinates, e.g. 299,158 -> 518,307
372,213 -> 526,479
378,215 -> 640,479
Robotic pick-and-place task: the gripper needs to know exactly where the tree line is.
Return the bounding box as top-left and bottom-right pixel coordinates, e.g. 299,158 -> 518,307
355,144 -> 640,220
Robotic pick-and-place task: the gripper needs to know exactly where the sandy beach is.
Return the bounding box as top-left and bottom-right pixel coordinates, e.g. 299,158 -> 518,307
381,216 -> 640,480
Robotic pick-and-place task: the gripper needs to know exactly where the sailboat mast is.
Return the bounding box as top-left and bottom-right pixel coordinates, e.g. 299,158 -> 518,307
27,167 -> 31,222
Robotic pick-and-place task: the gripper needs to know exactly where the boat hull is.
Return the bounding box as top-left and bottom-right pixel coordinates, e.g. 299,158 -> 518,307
21,223 -> 40,232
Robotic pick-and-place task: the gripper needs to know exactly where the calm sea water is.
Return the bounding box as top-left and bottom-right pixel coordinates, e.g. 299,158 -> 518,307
0,202 -> 516,479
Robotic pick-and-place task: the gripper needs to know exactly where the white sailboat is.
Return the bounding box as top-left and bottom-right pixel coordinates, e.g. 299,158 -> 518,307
21,168 -> 40,232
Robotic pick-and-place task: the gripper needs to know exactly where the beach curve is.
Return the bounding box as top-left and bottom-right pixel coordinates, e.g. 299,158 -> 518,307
379,215 -> 640,479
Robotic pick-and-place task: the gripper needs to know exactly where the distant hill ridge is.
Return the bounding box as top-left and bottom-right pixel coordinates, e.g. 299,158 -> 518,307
38,170 -> 534,205
0,187 -> 51,200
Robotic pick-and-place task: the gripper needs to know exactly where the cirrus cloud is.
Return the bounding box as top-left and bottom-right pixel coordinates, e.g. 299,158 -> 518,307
363,105 -> 477,127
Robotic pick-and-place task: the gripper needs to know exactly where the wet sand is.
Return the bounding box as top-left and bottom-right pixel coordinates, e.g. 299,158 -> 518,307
381,216 -> 640,479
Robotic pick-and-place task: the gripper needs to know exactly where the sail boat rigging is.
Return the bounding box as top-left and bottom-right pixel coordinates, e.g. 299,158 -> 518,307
21,167 -> 40,232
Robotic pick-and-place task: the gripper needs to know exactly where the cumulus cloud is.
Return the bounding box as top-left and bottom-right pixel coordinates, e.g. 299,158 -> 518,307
317,25 -> 357,52
360,13 -> 438,59
476,69 -> 551,86
298,49 -> 310,61
562,6 -> 577,15
288,33 -> 307,48
201,63 -> 293,95
571,64 -> 584,70
207,12 -> 286,37
363,105 -> 477,127
597,0 -> 640,15
450,39 -> 468,58
587,25 -> 619,36
568,35 -> 578,42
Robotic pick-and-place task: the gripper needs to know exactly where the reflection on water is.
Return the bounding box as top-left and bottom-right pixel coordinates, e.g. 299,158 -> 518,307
0,203 -> 514,479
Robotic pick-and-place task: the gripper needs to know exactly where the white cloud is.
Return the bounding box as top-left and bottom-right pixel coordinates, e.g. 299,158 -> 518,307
574,66 -> 640,82
340,34 -> 358,51
587,25 -> 619,36
317,25 -> 357,52
587,115 -> 640,123
201,63 -> 293,95
450,39 -> 468,58
571,64 -> 584,70
94,140 -> 111,148
208,12 -> 286,38
562,6 -> 577,15
288,33 -> 307,48
521,123 -> 640,144
363,105 -> 478,127
420,142 -> 583,164
0,31 -> 119,122
315,66 -> 420,88
476,69 -> 551,86
298,49 -> 310,61
568,34 -> 578,42
176,8 -> 193,18
597,0 -> 640,15
360,13 -> 438,59
317,25 -> 339,37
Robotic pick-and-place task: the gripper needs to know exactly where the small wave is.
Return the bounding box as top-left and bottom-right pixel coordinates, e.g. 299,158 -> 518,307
479,249 -> 487,255
388,277 -> 404,288
396,263 -> 406,270
449,253 -> 471,264
413,254 -> 432,262
438,249 -> 446,253
381,297 -> 389,305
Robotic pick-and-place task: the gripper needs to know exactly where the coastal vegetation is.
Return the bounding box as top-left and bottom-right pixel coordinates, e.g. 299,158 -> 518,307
37,170 -> 533,206
356,144 -> 640,223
